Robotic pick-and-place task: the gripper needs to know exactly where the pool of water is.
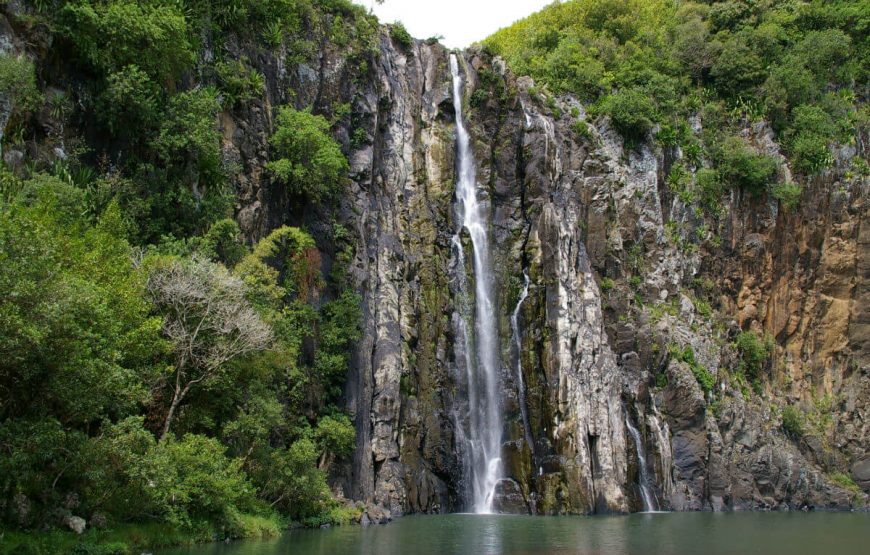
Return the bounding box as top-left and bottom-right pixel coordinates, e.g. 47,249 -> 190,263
159,512 -> 870,555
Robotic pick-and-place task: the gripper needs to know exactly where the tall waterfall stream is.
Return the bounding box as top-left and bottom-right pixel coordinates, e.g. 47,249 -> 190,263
449,53 -> 503,514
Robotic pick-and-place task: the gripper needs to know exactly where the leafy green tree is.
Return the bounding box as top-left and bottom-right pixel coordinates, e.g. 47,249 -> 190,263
135,432 -> 255,527
0,180 -> 165,527
255,439 -> 331,519
58,0 -> 194,82
315,413 -> 355,464
0,179 -> 164,426
266,107 -> 348,203
98,65 -> 162,140
152,87 -> 224,185
710,37 -> 765,98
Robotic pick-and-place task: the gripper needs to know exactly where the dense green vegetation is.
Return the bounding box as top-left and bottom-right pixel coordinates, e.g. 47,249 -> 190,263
0,0 -> 372,551
486,0 -> 869,204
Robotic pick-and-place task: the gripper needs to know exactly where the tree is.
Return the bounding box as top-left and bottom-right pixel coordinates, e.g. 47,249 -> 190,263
58,0 -> 194,82
146,256 -> 272,439
0,180 -> 162,426
266,107 -> 347,203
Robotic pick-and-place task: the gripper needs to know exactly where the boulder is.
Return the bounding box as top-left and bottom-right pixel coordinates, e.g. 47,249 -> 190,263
851,458 -> 870,491
491,478 -> 529,514
63,515 -> 86,534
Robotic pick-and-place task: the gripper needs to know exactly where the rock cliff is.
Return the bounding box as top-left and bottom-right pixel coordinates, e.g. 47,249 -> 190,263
4,10 -> 867,516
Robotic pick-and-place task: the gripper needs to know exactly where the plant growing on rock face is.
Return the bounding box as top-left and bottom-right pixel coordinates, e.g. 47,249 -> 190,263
389,21 -> 413,49
266,106 -> 348,204
771,181 -> 802,210
216,58 -> 265,107
600,87 -> 656,144
716,137 -> 779,195
58,0 -> 194,83
735,331 -> 774,381
781,405 -> 804,438
669,343 -> 715,394
0,54 -> 41,124
146,256 -> 273,439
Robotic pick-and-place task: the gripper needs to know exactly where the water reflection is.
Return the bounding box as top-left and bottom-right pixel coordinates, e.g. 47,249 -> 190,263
160,512 -> 870,555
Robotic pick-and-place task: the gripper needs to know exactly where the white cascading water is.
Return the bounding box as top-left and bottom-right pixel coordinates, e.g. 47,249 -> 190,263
449,53 -> 503,514
625,414 -> 657,512
511,271 -> 535,459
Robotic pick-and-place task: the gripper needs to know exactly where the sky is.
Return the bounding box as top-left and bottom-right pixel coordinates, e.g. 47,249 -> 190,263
353,0 -> 554,49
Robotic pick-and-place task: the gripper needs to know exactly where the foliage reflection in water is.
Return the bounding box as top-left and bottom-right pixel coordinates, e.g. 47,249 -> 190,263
160,512 -> 870,555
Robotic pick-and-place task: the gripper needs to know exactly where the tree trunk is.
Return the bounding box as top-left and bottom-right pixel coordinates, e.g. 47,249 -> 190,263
160,390 -> 183,440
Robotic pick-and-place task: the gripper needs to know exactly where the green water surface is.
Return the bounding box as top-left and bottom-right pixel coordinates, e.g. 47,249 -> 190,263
160,512 -> 870,555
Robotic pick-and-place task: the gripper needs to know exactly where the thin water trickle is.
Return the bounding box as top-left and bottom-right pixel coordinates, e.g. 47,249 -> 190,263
449,53 -> 502,514
511,271 -> 534,460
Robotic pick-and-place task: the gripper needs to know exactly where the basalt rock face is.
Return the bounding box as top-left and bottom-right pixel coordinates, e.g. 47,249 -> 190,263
227,33 -> 869,514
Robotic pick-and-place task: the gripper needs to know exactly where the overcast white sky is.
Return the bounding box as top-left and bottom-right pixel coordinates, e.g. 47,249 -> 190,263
353,0 -> 554,49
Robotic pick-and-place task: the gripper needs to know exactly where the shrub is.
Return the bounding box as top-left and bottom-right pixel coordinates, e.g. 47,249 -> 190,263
152,87 -> 223,178
790,132 -> 832,174
670,344 -> 715,393
136,433 -> 256,528
692,297 -> 712,320
781,405 -> 804,438
390,22 -> 413,49
717,137 -> 778,195
601,87 -> 656,143
224,511 -> 282,539
58,0 -> 194,82
697,168 -> 724,215
315,413 -> 356,459
771,181 -> 801,209
201,218 -> 247,267
571,119 -> 593,141
710,37 -> 766,97
266,107 -> 348,203
216,58 -> 265,107
655,372 -> 668,388
98,65 -> 161,138
600,277 -> 615,292
0,53 -> 41,115
736,331 -> 774,380
257,439 -> 332,520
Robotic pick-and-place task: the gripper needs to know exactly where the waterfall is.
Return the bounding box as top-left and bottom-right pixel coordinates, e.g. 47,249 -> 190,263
449,53 -> 503,514
511,271 -> 535,459
625,414 -> 657,512
649,401 -> 674,501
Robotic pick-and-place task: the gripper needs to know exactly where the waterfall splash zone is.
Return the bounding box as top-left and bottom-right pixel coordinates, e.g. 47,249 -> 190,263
449,53 -> 503,515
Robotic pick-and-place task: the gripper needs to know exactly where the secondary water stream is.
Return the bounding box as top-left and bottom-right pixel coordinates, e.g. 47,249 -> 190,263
625,414 -> 657,512
510,271 -> 535,460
